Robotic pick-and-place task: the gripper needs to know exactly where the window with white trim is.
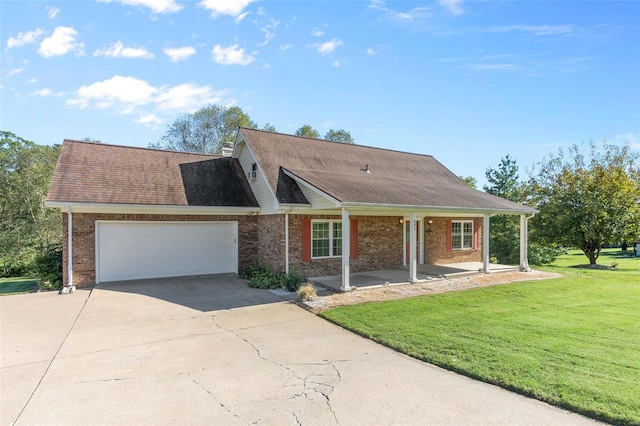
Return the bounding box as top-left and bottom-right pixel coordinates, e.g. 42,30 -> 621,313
452,220 -> 473,250
312,221 -> 342,258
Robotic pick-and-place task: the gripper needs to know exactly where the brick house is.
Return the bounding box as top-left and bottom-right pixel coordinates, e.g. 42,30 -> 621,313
46,128 -> 537,290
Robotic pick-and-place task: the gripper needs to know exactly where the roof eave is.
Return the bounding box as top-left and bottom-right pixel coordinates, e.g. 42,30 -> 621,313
45,201 -> 260,215
340,201 -> 538,215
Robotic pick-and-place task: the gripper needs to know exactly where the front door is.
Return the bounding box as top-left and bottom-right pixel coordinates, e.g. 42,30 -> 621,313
405,221 -> 420,264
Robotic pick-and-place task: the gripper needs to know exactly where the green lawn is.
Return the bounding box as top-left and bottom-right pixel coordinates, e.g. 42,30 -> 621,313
0,277 -> 38,295
320,249 -> 640,425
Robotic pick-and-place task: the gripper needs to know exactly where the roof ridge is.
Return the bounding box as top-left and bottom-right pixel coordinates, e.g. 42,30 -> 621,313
63,139 -> 221,157
238,127 -> 435,159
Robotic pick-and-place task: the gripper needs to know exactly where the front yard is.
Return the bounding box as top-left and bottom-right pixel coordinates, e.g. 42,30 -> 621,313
320,249 -> 640,425
0,277 -> 38,295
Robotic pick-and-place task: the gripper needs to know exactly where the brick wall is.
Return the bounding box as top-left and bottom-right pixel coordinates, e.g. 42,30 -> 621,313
424,217 -> 482,264
288,215 -> 403,279
256,214 -> 285,272
61,213 -> 258,288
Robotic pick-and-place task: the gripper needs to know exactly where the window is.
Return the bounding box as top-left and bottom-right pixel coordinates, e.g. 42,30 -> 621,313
312,221 -> 342,258
452,220 -> 473,250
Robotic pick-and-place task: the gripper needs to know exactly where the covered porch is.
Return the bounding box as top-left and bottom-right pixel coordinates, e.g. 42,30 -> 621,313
309,262 -> 518,292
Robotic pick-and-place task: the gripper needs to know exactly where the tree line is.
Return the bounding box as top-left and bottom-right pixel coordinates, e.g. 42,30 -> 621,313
2,109 -> 639,287
148,105 -> 354,154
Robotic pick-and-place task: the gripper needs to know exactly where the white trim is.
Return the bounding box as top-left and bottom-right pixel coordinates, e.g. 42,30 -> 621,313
285,212 -> 290,274
451,220 -> 474,250
310,219 -> 343,259
45,201 -> 258,216
419,218 -> 425,265
95,220 -> 238,284
235,132 -> 282,211
281,169 -> 342,208
66,206 -> 73,286
483,214 -> 491,273
402,219 -> 406,266
341,201 -> 537,215
341,208 -> 350,291
519,214 -> 532,272
409,212 -> 417,283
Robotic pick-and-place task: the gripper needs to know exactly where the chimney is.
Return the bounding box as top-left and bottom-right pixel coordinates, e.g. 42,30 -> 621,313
218,142 -> 234,157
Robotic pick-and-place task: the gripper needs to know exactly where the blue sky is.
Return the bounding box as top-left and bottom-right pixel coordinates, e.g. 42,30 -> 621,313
2,0 -> 639,187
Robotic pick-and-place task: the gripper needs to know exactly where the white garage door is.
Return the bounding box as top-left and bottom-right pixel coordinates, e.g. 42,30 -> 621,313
96,221 -> 237,283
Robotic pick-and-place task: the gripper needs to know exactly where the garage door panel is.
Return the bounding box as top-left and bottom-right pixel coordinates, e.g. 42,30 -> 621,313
97,222 -> 237,283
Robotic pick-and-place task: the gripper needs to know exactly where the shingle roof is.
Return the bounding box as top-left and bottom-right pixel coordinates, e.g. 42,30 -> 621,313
47,140 -> 259,207
240,128 -> 535,213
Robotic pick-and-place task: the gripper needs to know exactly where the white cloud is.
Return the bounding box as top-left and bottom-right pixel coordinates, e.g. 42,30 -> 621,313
258,19 -> 280,46
211,44 -> 255,65
6,28 -> 46,49
257,7 -> 266,16
368,0 -> 431,22
38,26 -> 84,57
93,41 -> 154,59
439,0 -> 464,15
315,39 -> 343,55
235,11 -> 250,22
332,59 -> 346,67
135,113 -> 163,126
27,78 -> 39,84
366,47 -> 377,56
311,28 -> 324,37
67,75 -> 157,109
279,44 -> 293,51
615,133 -> 640,150
28,88 -> 65,97
468,63 -> 521,71
6,68 -> 25,77
156,83 -> 229,111
46,6 -> 60,19
163,46 -> 196,62
488,25 -> 574,36
199,0 -> 254,18
97,0 -> 183,14
66,75 -> 234,127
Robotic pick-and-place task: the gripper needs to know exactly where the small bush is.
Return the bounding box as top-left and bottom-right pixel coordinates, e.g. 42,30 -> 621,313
297,283 -> 317,301
34,243 -> 63,291
489,256 -> 498,264
528,243 -> 563,266
283,270 -> 303,292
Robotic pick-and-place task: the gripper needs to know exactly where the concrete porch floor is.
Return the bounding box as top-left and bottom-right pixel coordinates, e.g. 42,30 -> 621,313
309,262 -> 519,292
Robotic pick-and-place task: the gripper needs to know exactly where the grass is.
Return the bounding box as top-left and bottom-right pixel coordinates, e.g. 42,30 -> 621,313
0,277 -> 38,295
320,249 -> 640,425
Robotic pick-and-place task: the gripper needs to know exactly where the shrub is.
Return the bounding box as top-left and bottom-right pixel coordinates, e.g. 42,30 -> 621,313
283,270 -> 303,292
297,283 -> 317,301
528,243 -> 563,266
33,243 -> 63,291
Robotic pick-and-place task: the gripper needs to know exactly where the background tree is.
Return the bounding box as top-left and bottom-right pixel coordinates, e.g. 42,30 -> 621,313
528,140 -> 640,265
484,156 -> 523,265
0,131 -> 61,277
295,124 -> 320,139
324,129 -> 354,144
150,105 -> 257,154
262,123 -> 277,132
459,176 -> 477,189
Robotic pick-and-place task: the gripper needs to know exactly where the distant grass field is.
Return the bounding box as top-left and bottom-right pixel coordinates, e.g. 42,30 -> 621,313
321,249 -> 640,425
0,277 -> 38,295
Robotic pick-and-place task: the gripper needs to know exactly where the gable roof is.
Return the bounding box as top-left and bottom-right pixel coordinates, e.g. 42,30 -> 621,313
47,140 -> 259,207
240,128 -> 536,214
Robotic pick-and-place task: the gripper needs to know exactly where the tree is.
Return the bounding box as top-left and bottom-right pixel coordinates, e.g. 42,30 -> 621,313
459,176 -> 477,189
0,131 -> 61,276
150,105 -> 257,154
483,156 -> 523,265
262,123 -> 277,132
324,129 -> 354,144
528,140 -> 640,265
295,124 -> 320,139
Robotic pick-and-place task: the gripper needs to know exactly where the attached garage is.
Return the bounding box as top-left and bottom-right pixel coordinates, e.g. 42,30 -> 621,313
96,221 -> 238,283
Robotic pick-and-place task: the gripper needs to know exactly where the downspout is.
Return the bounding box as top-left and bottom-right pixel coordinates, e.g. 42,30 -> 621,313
66,206 -> 73,286
285,210 -> 291,274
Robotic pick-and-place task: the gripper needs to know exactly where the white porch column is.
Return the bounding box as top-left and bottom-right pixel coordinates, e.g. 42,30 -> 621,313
285,212 -> 289,274
519,214 -> 531,272
419,218 -> 425,265
483,214 -> 490,273
341,208 -> 351,291
409,212 -> 417,283
66,206 -> 73,286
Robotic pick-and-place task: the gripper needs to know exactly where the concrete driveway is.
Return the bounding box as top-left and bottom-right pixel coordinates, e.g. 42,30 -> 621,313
1,274 -> 598,425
